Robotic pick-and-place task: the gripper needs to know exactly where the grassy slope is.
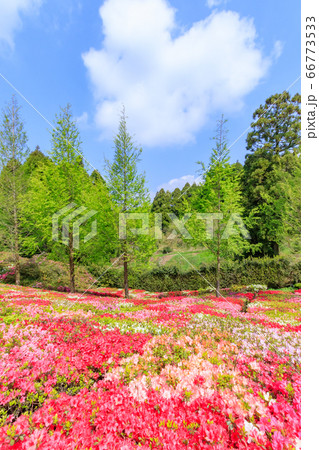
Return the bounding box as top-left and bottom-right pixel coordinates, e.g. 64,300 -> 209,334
149,249 -> 216,271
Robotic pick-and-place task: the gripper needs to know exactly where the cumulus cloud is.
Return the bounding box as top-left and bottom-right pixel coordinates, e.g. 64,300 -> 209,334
0,0 -> 42,49
83,0 -> 276,147
206,0 -> 223,7
75,111 -> 89,129
157,175 -> 201,192
272,40 -> 284,60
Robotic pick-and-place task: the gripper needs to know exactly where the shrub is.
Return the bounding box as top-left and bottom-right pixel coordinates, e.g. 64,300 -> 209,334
246,284 -> 267,292
241,298 -> 251,313
198,287 -> 215,295
57,286 -> 71,292
92,256 -> 300,291
20,261 -> 41,285
230,285 -> 248,293
0,261 -> 40,285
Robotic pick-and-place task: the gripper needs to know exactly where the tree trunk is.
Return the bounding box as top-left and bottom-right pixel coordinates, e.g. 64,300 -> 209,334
216,171 -> 221,298
123,245 -> 129,298
13,201 -> 20,285
69,230 -> 75,293
14,221 -> 20,285
12,102 -> 20,286
273,242 -> 279,256
216,118 -> 223,298
216,238 -> 220,298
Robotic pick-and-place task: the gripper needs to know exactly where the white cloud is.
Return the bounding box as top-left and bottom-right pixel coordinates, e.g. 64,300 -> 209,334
272,40 -> 283,59
157,174 -> 201,192
83,0 -> 275,147
206,0 -> 223,7
75,111 -> 89,129
0,0 -> 42,49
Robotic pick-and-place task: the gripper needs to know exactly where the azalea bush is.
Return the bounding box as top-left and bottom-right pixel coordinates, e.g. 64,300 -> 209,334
246,284 -> 267,293
0,284 -> 301,449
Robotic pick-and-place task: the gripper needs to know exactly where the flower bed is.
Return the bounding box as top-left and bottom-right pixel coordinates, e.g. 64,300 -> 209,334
0,284 -> 301,449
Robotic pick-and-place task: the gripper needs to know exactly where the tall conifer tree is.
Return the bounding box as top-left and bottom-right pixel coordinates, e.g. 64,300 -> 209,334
0,96 -> 29,284
188,117 -> 249,295
107,107 -> 153,298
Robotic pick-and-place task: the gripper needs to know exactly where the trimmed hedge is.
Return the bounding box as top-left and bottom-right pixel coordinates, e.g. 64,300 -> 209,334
1,255 -> 301,292
89,256 -> 301,291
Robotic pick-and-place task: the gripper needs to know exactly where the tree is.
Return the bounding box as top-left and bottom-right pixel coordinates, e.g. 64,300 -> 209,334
187,117 -> 249,296
21,146 -> 50,177
151,183 -> 197,235
170,188 -> 184,218
81,170 -> 118,266
232,160 -> 243,175
90,169 -> 105,185
106,107 -> 154,298
243,91 -> 301,256
151,188 -> 171,232
23,105 -> 95,292
23,157 -> 116,277
281,156 -> 301,253
181,182 -> 199,201
0,96 -> 29,284
16,148 -> 52,257
51,104 -> 85,291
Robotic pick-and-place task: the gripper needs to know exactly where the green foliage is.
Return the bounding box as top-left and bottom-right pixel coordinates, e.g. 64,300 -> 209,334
90,169 -> 105,185
20,146 -> 50,178
22,156 -> 90,251
241,298 -> 251,313
151,188 -> 171,231
0,95 -> 30,282
106,107 -> 155,296
230,284 -> 249,293
80,170 -> 118,266
0,390 -> 48,424
246,284 -> 267,293
50,104 -> 82,166
170,188 -> 184,218
152,343 -> 191,373
91,256 -> 300,291
106,107 -> 148,211
12,260 -> 40,286
53,374 -> 95,396
0,91 -> 301,292
0,303 -> 23,325
216,374 -> 233,390
152,250 -> 215,271
20,104 -> 117,290
243,91 -> 301,257
0,96 -> 29,168
151,183 -> 198,234
186,116 -> 250,292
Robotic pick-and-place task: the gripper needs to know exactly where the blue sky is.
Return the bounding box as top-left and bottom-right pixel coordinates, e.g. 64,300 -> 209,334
0,0 -> 300,197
